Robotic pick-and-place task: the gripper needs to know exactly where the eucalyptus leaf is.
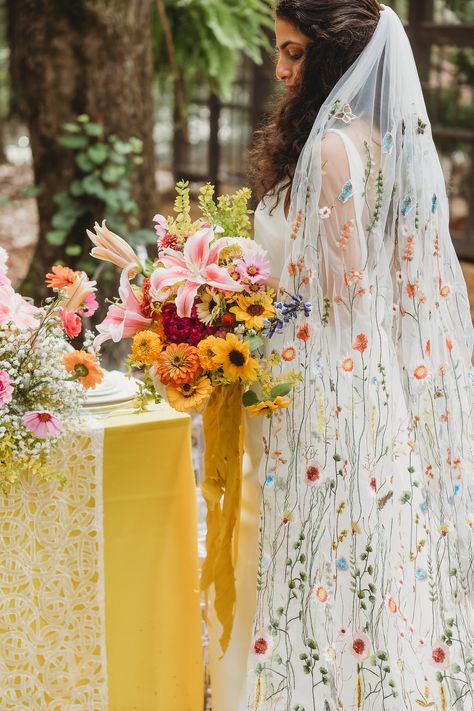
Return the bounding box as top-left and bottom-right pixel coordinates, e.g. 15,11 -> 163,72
247,335 -> 264,352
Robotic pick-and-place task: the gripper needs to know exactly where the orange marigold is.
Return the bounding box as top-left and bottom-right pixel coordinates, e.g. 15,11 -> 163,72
45,265 -> 78,290
155,343 -> 202,385
63,350 -> 104,389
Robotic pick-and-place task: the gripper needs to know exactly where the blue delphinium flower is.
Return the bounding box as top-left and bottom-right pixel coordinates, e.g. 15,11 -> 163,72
337,558 -> 349,571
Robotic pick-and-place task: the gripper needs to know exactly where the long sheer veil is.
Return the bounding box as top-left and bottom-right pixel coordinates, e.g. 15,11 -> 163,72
250,4 -> 474,707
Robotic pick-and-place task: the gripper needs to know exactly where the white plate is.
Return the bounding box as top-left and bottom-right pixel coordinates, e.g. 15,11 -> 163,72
84,370 -> 139,408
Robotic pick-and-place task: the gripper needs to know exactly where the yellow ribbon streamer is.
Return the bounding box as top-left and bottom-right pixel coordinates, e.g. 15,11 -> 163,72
201,383 -> 244,655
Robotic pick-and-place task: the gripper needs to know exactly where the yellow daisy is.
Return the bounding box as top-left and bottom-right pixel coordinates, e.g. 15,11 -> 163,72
197,335 -> 221,371
212,333 -> 258,382
246,395 -> 290,417
230,293 -> 275,330
166,377 -> 213,412
131,330 -> 163,365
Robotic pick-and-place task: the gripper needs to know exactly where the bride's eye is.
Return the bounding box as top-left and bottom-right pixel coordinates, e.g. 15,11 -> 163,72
289,53 -> 303,61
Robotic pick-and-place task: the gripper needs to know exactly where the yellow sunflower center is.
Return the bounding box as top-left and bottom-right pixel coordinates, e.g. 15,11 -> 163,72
229,349 -> 246,366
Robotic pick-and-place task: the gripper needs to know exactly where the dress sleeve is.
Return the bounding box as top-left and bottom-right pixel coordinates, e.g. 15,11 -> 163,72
317,130 -> 368,301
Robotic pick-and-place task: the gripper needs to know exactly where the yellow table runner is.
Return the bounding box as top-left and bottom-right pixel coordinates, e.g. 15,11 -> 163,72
102,402 -> 203,710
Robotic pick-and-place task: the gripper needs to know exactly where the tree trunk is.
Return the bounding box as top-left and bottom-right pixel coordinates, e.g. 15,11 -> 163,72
15,0 -> 156,299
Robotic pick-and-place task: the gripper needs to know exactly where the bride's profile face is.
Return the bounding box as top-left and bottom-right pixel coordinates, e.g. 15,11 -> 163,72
274,17 -> 310,95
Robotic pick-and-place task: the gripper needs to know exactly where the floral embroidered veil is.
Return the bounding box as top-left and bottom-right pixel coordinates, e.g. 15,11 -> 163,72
274,4 -> 474,591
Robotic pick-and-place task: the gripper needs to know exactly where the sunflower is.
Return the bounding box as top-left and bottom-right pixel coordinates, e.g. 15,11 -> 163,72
230,293 -> 275,330
195,288 -> 226,326
212,333 -> 258,382
246,396 -> 290,417
63,350 -> 104,389
131,330 -> 163,365
166,377 -> 213,412
197,335 -> 221,371
155,343 -> 202,385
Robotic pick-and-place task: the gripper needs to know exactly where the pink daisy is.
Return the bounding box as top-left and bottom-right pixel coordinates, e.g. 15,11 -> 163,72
235,251 -> 270,285
23,411 -> 62,438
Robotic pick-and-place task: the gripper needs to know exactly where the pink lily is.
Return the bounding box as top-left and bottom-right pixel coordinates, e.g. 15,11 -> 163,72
149,226 -> 243,318
94,265 -> 152,349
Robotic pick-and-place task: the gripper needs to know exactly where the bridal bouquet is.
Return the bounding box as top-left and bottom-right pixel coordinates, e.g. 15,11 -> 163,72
89,181 -> 300,415
0,247 -> 104,489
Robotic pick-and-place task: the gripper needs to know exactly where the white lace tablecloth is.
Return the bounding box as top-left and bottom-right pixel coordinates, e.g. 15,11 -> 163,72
0,425 -> 107,709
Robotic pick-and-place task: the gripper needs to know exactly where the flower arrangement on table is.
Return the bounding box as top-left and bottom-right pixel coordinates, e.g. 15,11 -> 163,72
89,180 -> 301,416
0,246 -> 104,490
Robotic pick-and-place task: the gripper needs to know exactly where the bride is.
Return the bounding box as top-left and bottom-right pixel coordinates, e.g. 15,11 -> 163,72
208,2 -> 474,709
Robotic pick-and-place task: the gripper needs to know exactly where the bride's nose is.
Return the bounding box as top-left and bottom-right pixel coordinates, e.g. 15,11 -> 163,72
275,57 -> 291,81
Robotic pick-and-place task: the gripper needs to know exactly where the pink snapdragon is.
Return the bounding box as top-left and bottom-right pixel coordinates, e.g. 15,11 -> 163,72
150,226 -> 244,318
0,370 -> 13,405
23,411 -> 62,438
0,284 -> 39,330
94,265 -> 152,349
60,308 -> 82,339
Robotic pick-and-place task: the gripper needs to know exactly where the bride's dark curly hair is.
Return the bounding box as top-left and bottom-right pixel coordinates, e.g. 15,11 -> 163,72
250,0 -> 381,207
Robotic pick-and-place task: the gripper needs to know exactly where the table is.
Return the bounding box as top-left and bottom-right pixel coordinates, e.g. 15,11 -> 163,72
0,402 -> 203,710
102,403 -> 204,710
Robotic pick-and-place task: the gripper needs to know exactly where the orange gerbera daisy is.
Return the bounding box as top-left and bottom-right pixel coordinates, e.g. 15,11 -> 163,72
45,265 -> 78,290
155,343 -> 202,385
63,350 -> 104,389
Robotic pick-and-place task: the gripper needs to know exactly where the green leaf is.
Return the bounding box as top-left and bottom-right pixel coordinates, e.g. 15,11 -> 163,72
51,212 -> 77,230
0,197 -> 11,207
243,390 -> 259,407
113,140 -> 133,155
46,230 -> 67,246
84,122 -> 103,137
77,114 -> 90,123
58,134 -> 89,149
75,152 -> 94,172
63,122 -> 81,133
70,180 -> 85,197
81,174 -> 104,195
87,143 -> 108,164
129,137 -> 143,153
270,383 -> 292,399
246,334 -> 264,352
101,164 -> 127,183
65,244 -> 82,256
20,185 -> 40,198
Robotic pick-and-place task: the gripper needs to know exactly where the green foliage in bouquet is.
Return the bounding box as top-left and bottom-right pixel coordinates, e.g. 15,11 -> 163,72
153,0 -> 273,100
161,180 -> 252,249
49,114 -> 154,272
